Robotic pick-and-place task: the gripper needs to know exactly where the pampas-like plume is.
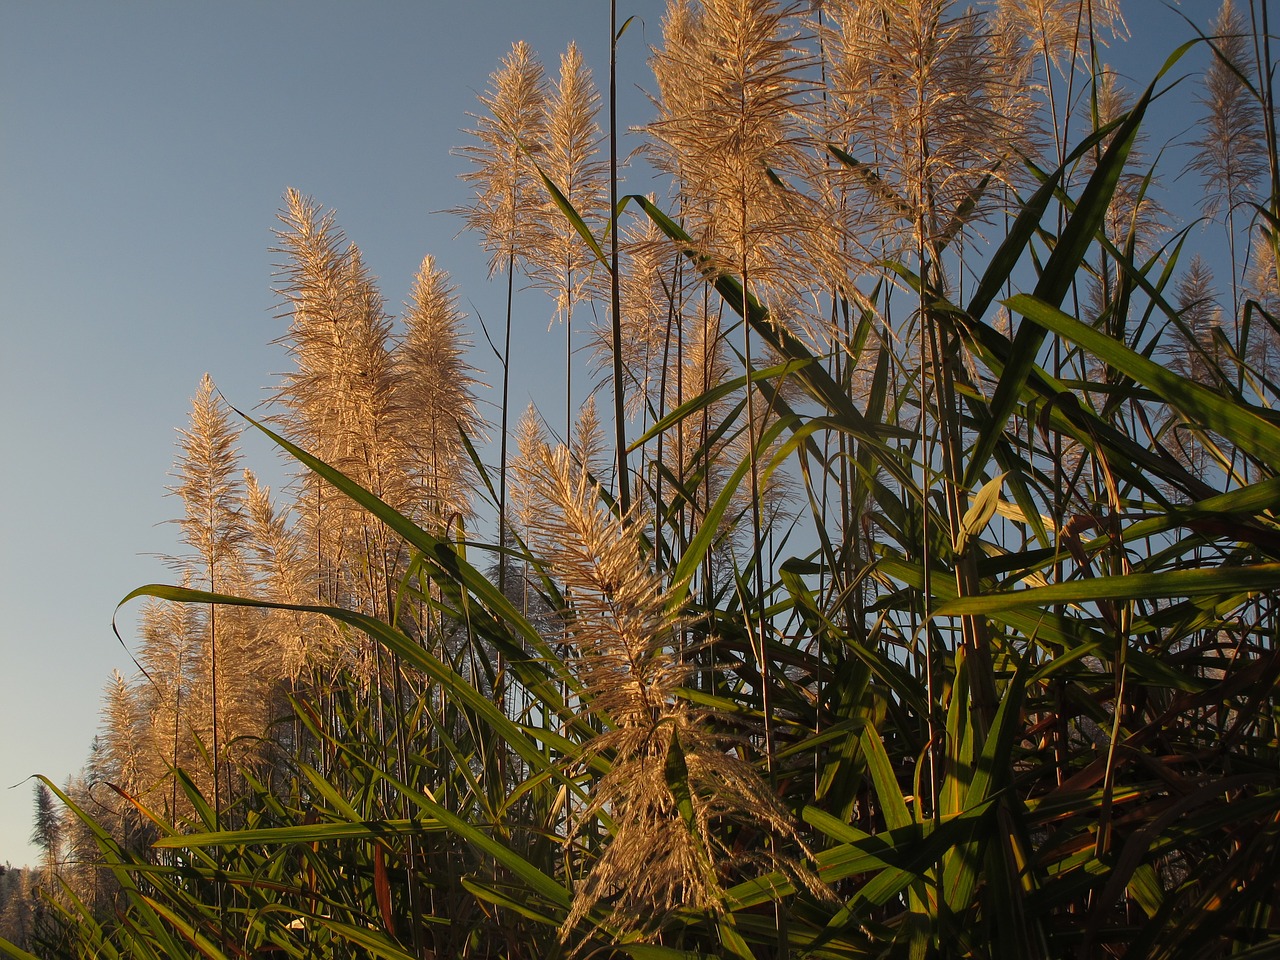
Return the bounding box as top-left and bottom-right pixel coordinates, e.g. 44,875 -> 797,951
30,783 -> 61,884
172,373 -> 250,818
570,393 -> 610,486
272,189 -> 414,626
173,375 -> 248,589
825,0 -> 1037,259
648,0 -> 835,307
1244,229 -> 1280,376
242,470 -> 338,682
1190,0 -> 1267,316
132,586 -> 202,818
532,42 -> 607,316
1162,257 -> 1229,473
1187,0 -> 1269,221
397,255 -> 483,535
511,403 -> 551,549
532,42 -> 608,434
996,0 -> 1126,79
99,670 -> 144,801
272,190 -> 405,501
456,42 -> 549,590
1167,256 -> 1225,388
456,40 -> 549,276
515,443 -> 825,945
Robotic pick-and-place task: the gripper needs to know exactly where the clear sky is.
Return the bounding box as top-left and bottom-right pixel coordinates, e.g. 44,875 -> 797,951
0,0 -> 1208,867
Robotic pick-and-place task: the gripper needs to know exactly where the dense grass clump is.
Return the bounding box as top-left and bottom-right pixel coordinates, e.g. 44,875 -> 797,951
7,2 -> 1280,958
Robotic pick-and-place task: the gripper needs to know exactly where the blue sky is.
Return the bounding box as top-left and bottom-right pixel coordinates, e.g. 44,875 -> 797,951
0,0 -> 1209,867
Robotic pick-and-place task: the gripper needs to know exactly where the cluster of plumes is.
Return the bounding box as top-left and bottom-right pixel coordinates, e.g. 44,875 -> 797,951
1186,0 -> 1273,383
1160,0 -> 1275,456
456,39 -> 607,321
1154,0 -> 1277,468
820,0 -> 1039,269
466,0 -> 1064,576
57,0 -> 1280,951
80,384 -> 311,838
453,0 -> 1142,344
273,189 -> 482,617
88,193 -> 484,839
513,427 -> 826,944
456,37 -> 610,574
640,0 -> 1056,328
648,0 -> 837,317
995,0 -> 1126,79
270,189 -> 483,660
1190,0 -> 1267,227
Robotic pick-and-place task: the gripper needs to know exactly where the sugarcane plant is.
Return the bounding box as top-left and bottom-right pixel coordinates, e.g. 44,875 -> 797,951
8,1 -> 1280,958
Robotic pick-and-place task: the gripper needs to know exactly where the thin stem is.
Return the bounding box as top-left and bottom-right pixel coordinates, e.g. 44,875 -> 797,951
610,0 -> 630,516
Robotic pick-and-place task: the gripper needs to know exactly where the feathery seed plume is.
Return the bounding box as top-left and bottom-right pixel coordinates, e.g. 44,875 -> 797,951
456,40 -> 550,276
517,445 -> 826,946
532,42 -> 608,319
996,0 -> 1126,78
1190,0 -> 1266,224
648,0 -> 834,309
824,0 -> 1037,259
396,255 -> 483,535
272,189 -> 414,628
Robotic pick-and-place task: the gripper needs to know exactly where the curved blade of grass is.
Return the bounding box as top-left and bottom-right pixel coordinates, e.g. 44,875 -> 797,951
231,407 -> 552,659
621,946 -> 709,960
968,63 -> 1173,487
0,939 -> 43,960
309,917 -> 420,960
1007,294 -> 1280,469
957,472 -> 1006,553
827,144 -> 911,220
773,800 -> 1001,956
860,723 -> 912,831
460,878 -> 563,928
942,667 -> 1027,914
878,556 -> 1199,691
626,194 -> 915,488
631,358 -> 811,450
312,707 -> 575,912
153,819 -> 446,849
936,563 -> 1280,615
667,416 -> 787,609
138,897 -> 234,960
531,156 -> 609,270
